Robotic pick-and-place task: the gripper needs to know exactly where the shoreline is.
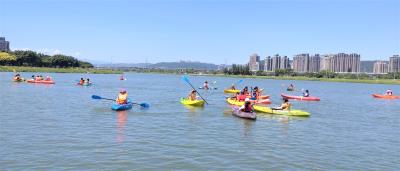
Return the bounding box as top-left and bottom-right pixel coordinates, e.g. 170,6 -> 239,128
194,74 -> 400,85
127,71 -> 399,85
0,66 -> 122,74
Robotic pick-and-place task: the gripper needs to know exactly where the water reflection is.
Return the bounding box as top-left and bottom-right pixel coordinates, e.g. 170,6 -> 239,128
116,111 -> 127,143
183,105 -> 204,113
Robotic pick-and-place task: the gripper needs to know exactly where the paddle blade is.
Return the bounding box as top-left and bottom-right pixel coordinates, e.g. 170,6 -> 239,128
237,80 -> 243,84
182,75 -> 189,83
139,103 -> 150,108
91,95 -> 102,99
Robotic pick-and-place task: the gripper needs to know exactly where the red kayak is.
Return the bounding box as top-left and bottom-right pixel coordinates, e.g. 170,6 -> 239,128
27,79 -> 55,84
281,93 -> 320,101
372,94 -> 400,99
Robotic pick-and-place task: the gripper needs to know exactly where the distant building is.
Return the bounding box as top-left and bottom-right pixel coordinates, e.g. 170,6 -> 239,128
0,37 -> 10,52
293,53 -> 320,73
249,53 -> 260,72
321,53 -> 360,73
264,54 -> 290,71
389,55 -> 400,73
373,61 -> 388,74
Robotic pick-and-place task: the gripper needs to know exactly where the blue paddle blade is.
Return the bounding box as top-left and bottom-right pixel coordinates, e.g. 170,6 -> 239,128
182,75 -> 189,83
139,103 -> 150,108
238,80 -> 243,84
91,95 -> 102,99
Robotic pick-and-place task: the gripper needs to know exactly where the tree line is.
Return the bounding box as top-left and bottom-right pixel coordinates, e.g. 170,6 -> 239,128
0,50 -> 93,68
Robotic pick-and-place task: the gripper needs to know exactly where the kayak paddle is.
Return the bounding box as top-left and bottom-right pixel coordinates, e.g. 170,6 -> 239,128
182,76 -> 209,104
91,95 -> 150,108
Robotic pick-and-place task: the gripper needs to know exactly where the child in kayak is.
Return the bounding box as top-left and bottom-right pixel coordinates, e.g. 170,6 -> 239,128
250,87 -> 262,100
272,99 -> 291,110
236,91 -> 247,101
288,84 -> 294,91
188,90 -> 197,101
85,78 -> 91,85
203,81 -> 209,90
13,74 -> 22,81
242,86 -> 249,95
79,78 -> 84,85
44,76 -> 52,81
116,89 -> 128,104
239,99 -> 254,113
303,90 -> 310,97
230,84 -> 236,90
386,89 -> 393,96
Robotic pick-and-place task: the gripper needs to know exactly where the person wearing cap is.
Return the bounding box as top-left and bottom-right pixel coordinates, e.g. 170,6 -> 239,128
188,90 -> 197,101
116,89 -> 128,104
239,98 -> 254,113
272,98 -> 291,111
386,89 -> 393,96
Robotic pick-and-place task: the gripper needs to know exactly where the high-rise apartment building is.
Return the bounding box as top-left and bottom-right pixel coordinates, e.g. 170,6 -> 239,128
373,61 -> 388,74
0,37 -> 10,52
293,53 -> 320,73
249,53 -> 260,71
320,53 -> 360,73
264,54 -> 290,71
388,55 -> 400,73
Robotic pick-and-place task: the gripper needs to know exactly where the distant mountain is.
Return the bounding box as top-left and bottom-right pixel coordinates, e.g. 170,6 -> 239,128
95,63 -> 151,68
360,60 -> 376,73
148,61 -> 219,70
95,61 -> 221,70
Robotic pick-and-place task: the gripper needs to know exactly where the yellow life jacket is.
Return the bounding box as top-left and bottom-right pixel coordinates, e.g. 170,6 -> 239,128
116,93 -> 128,104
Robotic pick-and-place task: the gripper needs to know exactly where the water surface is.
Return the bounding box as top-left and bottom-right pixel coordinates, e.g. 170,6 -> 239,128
1,72 -> 399,170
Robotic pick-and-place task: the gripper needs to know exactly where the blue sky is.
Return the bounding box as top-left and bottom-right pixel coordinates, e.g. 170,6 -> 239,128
1,0 -> 399,64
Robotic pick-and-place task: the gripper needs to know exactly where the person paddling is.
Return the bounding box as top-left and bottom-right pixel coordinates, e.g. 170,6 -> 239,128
272,98 -> 291,111
85,78 -> 91,85
203,81 -> 209,90
288,84 -> 294,91
236,91 -> 247,102
239,98 -> 254,113
116,89 -> 128,104
386,89 -> 393,96
45,76 -> 52,81
242,86 -> 249,95
303,90 -> 310,97
79,78 -> 84,85
188,90 -> 197,101
13,74 -> 22,81
230,84 -> 236,90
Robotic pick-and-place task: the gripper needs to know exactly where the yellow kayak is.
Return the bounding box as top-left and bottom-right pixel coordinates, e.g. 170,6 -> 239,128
226,98 -> 310,116
224,89 -> 240,94
180,98 -> 205,107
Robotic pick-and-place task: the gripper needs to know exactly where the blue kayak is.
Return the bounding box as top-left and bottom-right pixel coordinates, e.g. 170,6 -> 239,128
111,99 -> 133,111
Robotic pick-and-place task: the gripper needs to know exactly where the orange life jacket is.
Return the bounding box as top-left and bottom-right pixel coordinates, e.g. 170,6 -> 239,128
116,93 -> 128,104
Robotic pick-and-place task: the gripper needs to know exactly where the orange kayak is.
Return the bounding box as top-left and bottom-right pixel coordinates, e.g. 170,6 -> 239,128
372,94 -> 400,99
27,79 -> 55,84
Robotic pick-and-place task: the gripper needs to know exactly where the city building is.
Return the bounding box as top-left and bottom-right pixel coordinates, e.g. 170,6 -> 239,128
373,61 -> 388,74
264,54 -> 290,71
389,55 -> 400,73
320,53 -> 360,73
0,37 -> 10,52
293,53 -> 316,73
249,53 -> 260,72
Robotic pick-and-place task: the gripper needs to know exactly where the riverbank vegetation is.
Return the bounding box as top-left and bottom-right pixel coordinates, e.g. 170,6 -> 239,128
0,50 -> 122,74
0,50 -> 93,68
0,66 -> 122,74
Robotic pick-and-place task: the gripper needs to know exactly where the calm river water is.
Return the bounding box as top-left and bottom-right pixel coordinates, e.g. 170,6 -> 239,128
0,72 -> 399,170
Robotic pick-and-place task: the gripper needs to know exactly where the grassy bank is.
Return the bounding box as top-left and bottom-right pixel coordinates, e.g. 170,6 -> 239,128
194,74 -> 400,85
0,66 -> 122,74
